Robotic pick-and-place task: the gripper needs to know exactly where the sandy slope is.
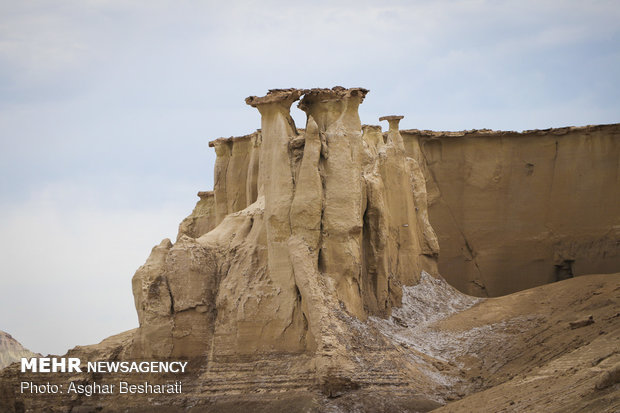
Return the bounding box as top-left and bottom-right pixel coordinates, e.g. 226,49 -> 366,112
430,272 -> 620,412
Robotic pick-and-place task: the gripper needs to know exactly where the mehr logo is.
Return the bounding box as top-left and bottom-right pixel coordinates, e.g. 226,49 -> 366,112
21,358 -> 82,373
21,357 -> 189,373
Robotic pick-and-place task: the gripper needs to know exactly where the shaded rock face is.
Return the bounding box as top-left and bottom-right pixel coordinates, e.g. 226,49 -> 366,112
133,87 -> 439,360
405,125 -> 620,296
0,332 -> 38,370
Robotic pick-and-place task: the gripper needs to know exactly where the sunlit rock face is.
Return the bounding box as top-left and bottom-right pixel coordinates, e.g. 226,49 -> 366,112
3,88 -> 619,413
132,87 -> 439,359
406,125 -> 620,296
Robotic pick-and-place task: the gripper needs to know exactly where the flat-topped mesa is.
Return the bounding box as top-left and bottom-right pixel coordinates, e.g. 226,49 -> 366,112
380,115 -> 405,151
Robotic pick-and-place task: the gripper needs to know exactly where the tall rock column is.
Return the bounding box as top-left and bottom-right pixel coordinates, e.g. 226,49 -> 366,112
298,87 -> 369,319
210,139 -> 232,226
246,89 -> 304,287
382,116 -> 439,258
287,115 -> 324,353
378,115 -> 427,287
246,130 -> 262,206
380,115 -> 405,151
245,89 -> 308,347
225,135 -> 252,213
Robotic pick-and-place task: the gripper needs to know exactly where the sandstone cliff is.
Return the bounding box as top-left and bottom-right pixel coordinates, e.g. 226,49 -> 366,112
135,87 -> 440,362
405,125 -> 620,296
1,88 -> 619,413
0,331 -> 38,370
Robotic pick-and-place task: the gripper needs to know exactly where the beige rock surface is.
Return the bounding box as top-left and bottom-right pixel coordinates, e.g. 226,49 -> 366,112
1,88 -> 619,413
129,88 -> 440,362
4,273 -> 618,412
177,191 -> 216,239
406,125 -> 620,296
431,273 -> 620,413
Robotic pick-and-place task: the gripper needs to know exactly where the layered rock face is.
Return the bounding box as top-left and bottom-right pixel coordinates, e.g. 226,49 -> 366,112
3,88 -> 619,413
133,87 -> 439,360
0,332 -> 38,370
404,125 -> 620,296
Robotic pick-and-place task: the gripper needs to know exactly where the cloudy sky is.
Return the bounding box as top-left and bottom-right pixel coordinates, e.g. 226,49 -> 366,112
1,0 -> 619,355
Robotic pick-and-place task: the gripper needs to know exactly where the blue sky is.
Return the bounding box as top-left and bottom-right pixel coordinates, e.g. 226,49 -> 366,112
1,0 -> 619,355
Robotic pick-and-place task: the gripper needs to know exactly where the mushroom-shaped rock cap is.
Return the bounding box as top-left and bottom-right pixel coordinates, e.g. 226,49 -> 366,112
380,115 -> 405,133
208,137 -> 230,148
208,132 -> 257,147
298,87 -> 369,111
379,115 -> 404,122
245,88 -> 307,107
197,191 -> 214,199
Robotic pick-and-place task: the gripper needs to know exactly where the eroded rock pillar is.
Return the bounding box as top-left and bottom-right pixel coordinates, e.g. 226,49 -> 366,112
246,130 -> 262,206
377,115 -> 426,289
379,115 -> 405,151
211,139 -> 232,225
298,87 -> 369,319
245,89 -> 307,348
226,136 -> 252,213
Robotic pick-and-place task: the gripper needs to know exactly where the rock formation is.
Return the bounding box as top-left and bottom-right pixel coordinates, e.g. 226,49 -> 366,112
134,87 -> 441,362
406,125 -> 620,296
0,332 -> 38,370
1,87 -> 619,413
